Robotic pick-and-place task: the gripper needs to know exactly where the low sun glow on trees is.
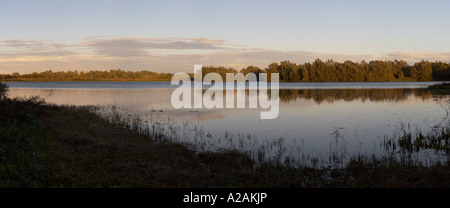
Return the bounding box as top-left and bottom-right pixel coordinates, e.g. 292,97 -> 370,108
1,59 -> 449,82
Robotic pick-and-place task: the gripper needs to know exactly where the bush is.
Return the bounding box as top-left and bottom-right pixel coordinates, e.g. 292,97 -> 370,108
0,82 -> 8,99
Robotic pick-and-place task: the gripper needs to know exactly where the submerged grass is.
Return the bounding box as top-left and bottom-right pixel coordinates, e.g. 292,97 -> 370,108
1,82 -> 449,187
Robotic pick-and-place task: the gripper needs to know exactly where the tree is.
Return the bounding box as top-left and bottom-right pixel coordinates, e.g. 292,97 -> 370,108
300,64 -> 310,82
240,65 -> 263,81
398,71 -> 405,80
415,60 -> 433,81
410,68 -> 418,80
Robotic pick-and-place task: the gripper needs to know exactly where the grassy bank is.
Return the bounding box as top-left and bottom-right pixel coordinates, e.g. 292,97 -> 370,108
1,82 -> 449,187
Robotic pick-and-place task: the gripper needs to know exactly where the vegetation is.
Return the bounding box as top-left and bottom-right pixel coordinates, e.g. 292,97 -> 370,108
1,59 -> 449,82
1,82 -> 449,187
245,59 -> 450,82
0,82 -> 7,99
420,82 -> 450,95
0,69 -> 173,82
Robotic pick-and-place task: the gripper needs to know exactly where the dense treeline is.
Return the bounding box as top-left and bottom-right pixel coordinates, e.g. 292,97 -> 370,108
0,69 -> 173,81
1,59 -> 449,82
252,59 -> 449,82
202,59 -> 449,82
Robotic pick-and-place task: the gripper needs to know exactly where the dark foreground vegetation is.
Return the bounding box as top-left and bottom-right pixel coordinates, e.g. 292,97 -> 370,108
1,82 -> 449,187
1,59 -> 450,82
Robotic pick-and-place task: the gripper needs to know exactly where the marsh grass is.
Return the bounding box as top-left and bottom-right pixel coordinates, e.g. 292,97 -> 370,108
383,123 -> 450,166
380,94 -> 450,167
90,101 -> 449,170
92,104 -> 298,167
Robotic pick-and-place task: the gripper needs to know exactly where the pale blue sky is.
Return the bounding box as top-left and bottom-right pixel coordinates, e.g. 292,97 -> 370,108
0,0 -> 449,73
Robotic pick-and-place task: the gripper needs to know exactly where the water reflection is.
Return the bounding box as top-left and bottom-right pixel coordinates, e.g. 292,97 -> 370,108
7,88 -> 446,122
7,86 -> 450,166
278,88 -> 436,103
9,88 -> 446,114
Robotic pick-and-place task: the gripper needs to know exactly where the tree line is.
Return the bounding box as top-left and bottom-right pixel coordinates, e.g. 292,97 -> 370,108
240,59 -> 449,82
0,69 -> 173,82
1,59 -> 449,82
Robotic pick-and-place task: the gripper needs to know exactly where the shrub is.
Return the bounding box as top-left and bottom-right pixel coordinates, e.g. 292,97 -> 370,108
0,82 -> 8,99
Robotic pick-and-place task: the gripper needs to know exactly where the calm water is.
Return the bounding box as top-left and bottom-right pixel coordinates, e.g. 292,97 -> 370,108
4,81 -> 449,166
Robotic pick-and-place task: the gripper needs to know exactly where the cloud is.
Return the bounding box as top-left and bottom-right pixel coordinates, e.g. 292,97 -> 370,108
0,39 -> 77,59
0,36 -> 376,74
84,37 -> 230,57
381,51 -> 450,63
2,39 -> 53,48
1,37 -> 448,74
1,39 -> 72,51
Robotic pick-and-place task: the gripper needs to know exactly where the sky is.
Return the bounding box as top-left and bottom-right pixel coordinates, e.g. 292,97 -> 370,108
0,0 -> 449,74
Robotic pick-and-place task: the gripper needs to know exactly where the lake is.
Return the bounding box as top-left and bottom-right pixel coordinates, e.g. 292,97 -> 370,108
4,81 -> 449,166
